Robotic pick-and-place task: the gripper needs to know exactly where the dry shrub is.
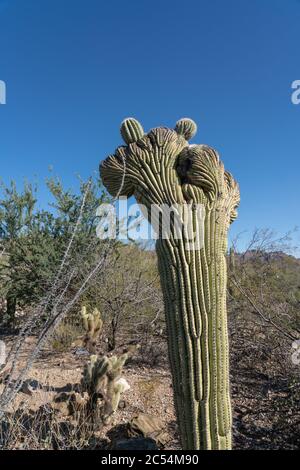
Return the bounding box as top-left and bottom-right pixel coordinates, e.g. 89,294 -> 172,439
51,320 -> 83,352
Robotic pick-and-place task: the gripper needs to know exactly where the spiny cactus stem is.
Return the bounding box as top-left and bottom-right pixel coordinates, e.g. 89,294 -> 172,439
156,210 -> 231,450
121,118 -> 144,144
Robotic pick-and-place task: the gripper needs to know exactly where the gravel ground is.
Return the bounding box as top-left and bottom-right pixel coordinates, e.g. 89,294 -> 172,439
0,336 -> 180,449
1,335 -> 299,450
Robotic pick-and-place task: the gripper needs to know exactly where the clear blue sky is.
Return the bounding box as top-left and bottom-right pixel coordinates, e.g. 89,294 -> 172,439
0,0 -> 299,249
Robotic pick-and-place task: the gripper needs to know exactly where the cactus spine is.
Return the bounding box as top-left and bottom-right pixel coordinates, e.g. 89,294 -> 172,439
100,118 -> 240,449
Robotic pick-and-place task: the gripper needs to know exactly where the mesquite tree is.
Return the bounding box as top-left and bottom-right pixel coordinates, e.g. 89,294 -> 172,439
100,118 -> 240,450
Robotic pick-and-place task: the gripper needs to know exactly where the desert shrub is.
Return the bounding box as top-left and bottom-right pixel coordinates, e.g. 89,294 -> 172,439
51,320 -> 83,352
227,230 -> 300,449
86,244 -> 163,353
0,406 -> 100,450
0,177 -> 111,327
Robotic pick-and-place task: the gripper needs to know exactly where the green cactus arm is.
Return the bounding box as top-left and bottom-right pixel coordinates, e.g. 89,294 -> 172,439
81,305 -> 89,331
100,118 -> 240,450
92,308 -> 103,334
120,117 -> 144,144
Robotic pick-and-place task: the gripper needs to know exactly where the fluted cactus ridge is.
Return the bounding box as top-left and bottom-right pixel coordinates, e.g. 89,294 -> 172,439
99,117 -> 240,450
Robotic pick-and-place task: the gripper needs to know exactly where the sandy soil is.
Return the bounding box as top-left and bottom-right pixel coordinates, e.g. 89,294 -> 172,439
0,336 -> 180,449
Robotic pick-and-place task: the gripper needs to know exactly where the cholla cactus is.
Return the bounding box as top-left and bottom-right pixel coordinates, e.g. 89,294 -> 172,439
81,352 -> 130,425
100,118 -> 240,449
81,305 -> 103,353
82,354 -> 109,395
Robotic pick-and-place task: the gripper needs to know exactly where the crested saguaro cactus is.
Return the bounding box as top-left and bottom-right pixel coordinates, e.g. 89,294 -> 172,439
100,118 -> 240,450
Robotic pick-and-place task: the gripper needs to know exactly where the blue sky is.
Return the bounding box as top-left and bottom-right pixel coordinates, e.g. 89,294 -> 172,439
0,0 -> 299,250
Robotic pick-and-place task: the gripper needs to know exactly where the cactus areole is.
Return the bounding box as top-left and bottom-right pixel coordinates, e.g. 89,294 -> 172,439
100,118 -> 240,450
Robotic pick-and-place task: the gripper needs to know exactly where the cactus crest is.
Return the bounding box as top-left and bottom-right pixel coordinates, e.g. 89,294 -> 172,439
175,118 -> 197,140
120,117 -> 144,144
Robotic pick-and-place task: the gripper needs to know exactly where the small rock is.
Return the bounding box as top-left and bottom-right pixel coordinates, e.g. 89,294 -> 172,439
129,413 -> 165,437
74,347 -> 89,357
128,413 -> 169,447
21,379 -> 40,396
118,400 -> 126,409
113,437 -> 158,450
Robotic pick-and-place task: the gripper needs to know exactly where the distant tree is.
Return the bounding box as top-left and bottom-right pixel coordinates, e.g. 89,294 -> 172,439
0,176 -> 110,326
228,228 -> 300,343
0,180 -> 39,323
89,243 -> 163,352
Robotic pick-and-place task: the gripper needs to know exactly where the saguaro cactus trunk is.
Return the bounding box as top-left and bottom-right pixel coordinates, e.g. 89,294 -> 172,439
100,118 -> 240,450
